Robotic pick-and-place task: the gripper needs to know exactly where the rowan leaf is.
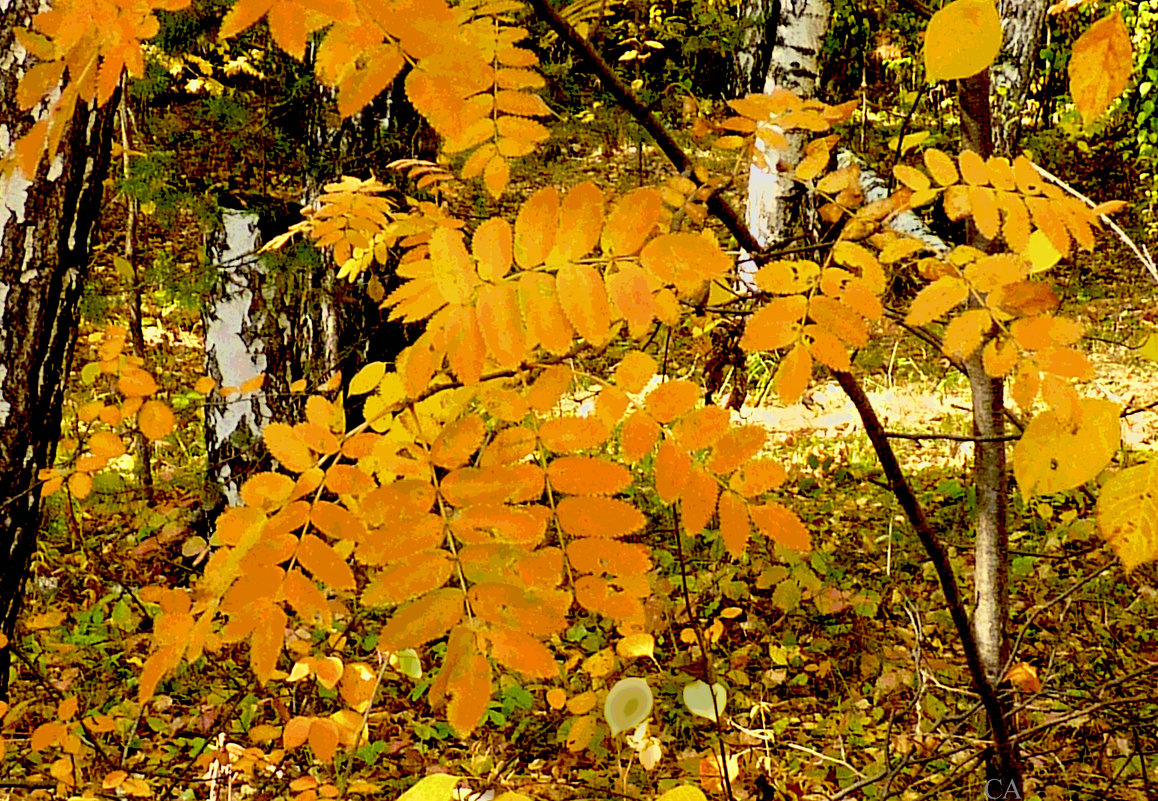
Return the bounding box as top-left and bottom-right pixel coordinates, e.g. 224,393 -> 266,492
707,426 -> 768,476
250,603 -> 287,685
514,186 -> 559,268
749,502 -> 812,551
557,496 -> 646,538
553,182 -> 604,262
639,232 -> 731,297
1098,461 -> 1158,572
655,440 -> 692,504
606,263 -> 657,338
567,538 -> 651,576
673,405 -> 731,452
942,309 -> 992,360
518,272 -> 575,356
603,187 -> 665,256
363,551 -> 454,606
396,774 -> 462,801
740,295 -> 807,353
923,148 -> 959,186
539,415 -> 610,453
473,217 -> 514,282
773,343 -> 812,405
548,456 -> 632,495
906,276 -> 968,325
297,534 -> 356,590
1013,398 -> 1121,498
718,491 -> 750,558
264,423 -> 315,473
430,414 -> 485,469
1070,11 -> 1133,125
620,412 -> 661,462
645,380 -> 700,423
476,281 -> 528,368
378,588 -> 465,652
615,351 -> 658,394
681,467 -> 718,535
486,627 -> 557,679
557,262 -> 613,346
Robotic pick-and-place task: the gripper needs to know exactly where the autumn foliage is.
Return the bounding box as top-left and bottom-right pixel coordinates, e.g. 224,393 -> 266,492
3,0 -> 1157,798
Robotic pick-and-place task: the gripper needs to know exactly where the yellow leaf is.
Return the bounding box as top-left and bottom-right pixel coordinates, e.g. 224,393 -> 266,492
473,217 -> 514,282
566,713 -> 597,752
718,491 -> 750,557
552,181 -> 604,262
1098,461 -> 1158,572
923,148 -> 959,186
607,262 -> 658,338
942,309 -> 992,360
556,262 -> 613,346
616,632 -> 655,660
740,295 -> 807,353
773,343 -> 812,405
1013,398 -> 1121,498
297,534 -> 356,590
969,186 -> 1001,240
893,164 -> 930,191
657,787 -> 708,801
264,422 -> 315,473
905,276 -> 968,325
602,187 -> 665,257
430,414 -> 485,469
546,688 -> 567,709
514,186 -> 559,268
379,588 -> 465,652
982,337 -> 1019,377
396,774 -> 461,801
1023,229 -> 1063,274
924,0 -> 1002,81
138,400 -> 175,441
349,362 -> 386,396
1070,11 -> 1133,125
194,376 -> 217,394
476,281 -> 528,369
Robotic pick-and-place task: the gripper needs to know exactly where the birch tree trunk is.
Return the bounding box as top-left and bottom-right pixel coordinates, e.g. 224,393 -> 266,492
0,0 -> 118,698
202,206 -> 339,512
742,0 -> 831,284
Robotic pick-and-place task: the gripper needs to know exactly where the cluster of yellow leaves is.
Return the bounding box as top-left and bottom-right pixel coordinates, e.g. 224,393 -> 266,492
40,325 -> 174,501
5,0 -> 192,178
706,89 -> 857,173
890,148 -> 1125,418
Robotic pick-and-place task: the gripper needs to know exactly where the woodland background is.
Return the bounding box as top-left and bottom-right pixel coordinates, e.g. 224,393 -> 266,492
1,0 -> 1158,800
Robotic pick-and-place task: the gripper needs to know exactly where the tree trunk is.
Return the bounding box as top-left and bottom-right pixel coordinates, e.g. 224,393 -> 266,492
0,0 -> 118,698
742,0 -> 830,284
202,205 -> 339,512
733,0 -> 778,97
990,0 -> 1050,156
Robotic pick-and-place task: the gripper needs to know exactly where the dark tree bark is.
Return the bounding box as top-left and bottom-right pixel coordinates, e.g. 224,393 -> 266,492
0,0 -> 118,698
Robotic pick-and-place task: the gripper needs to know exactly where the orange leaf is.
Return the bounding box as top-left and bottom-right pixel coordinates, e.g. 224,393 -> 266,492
1026,196 -> 1071,256
514,187 -> 559,268
548,456 -> 632,495
476,281 -> 528,369
538,416 -> 610,453
620,412 -> 660,463
473,217 -> 513,282
997,191 -> 1032,251
136,399 -> 173,441
324,464 -> 376,496
283,715 -> 311,749
602,188 -> 664,256
89,430 -> 126,459
68,472 -> 93,500
741,295 -> 807,353
264,423 -> 315,472
430,414 -> 485,469
673,405 -> 731,451
479,428 -> 537,467
731,458 -> 788,497
556,496 -> 646,538
958,149 -> 990,186
773,343 -> 812,405
655,439 -> 692,504
606,262 -> 658,338
552,182 -> 604,262
749,502 -> 812,551
219,0 -> 274,39
250,603 -> 287,685
566,538 -> 651,576
681,467 -> 718,535
297,534 -> 356,590
1070,11 -> 1133,125
645,379 -> 700,423
969,186 -> 1001,240
557,262 -> 613,346
118,369 -> 158,397
282,568 -> 331,626
707,426 -> 767,475
982,337 -> 1019,377
363,551 -> 454,606
308,718 -> 340,761
615,351 -> 658,393
486,627 -> 557,679
718,491 -> 750,557
309,501 -> 367,542
240,472 -> 295,510
378,588 -> 465,651
639,232 -> 731,297
446,305 -> 486,385
518,272 -> 575,356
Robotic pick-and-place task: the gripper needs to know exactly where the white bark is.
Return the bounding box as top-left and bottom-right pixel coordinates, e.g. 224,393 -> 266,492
743,0 -> 831,285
